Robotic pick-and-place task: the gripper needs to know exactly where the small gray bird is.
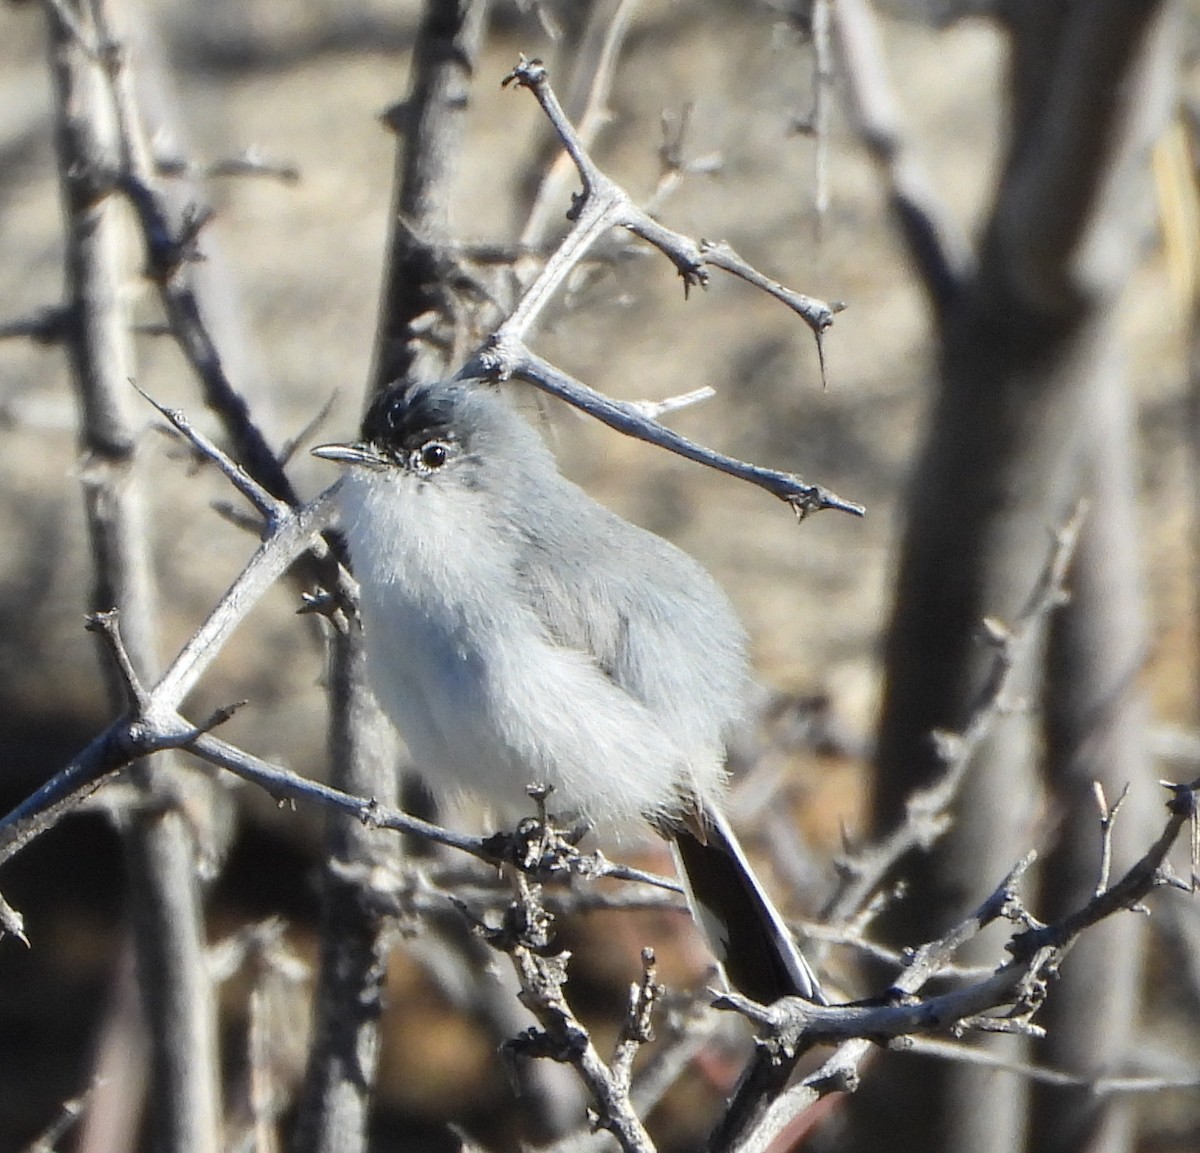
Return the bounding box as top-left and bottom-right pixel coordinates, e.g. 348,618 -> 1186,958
313,378 -> 823,1004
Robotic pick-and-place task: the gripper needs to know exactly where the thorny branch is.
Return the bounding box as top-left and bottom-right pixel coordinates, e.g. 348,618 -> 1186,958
484,872 -> 659,1153
721,779 -> 1198,1153
454,57 -> 863,521
85,0 -> 299,506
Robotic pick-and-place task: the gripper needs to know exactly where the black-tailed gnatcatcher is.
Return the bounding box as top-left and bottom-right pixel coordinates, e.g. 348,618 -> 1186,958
313,378 -> 824,1004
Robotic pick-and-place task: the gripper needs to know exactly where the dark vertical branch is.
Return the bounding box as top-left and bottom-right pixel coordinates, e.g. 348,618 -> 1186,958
90,0 -> 298,505
832,0 -> 972,318
368,0 -> 492,394
45,2 -> 220,1150
296,3 -> 492,1150
293,626 -> 393,1153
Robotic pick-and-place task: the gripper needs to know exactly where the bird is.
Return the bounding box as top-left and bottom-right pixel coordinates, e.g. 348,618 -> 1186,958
313,377 -> 824,1005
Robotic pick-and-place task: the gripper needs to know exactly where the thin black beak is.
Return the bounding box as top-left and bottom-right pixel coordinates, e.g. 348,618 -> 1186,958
311,442 -> 389,469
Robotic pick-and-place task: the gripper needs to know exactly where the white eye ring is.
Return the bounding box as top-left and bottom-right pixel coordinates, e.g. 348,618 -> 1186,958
411,439 -> 452,473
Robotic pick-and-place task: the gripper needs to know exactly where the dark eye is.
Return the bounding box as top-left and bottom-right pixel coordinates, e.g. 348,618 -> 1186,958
414,440 -> 450,471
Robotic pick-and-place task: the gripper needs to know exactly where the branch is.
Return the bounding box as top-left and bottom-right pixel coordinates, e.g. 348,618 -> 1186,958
492,872 -> 657,1152
368,0 -> 492,393
518,0 -> 643,250
822,502 -> 1086,925
83,0 -> 297,505
46,4 -> 221,1149
831,0 -> 972,317
722,781 -> 1198,1152
450,59 -> 865,520
465,341 -> 864,519
0,486 -> 337,869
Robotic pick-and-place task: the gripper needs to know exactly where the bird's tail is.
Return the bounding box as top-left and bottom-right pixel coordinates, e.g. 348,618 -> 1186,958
671,803 -> 825,1005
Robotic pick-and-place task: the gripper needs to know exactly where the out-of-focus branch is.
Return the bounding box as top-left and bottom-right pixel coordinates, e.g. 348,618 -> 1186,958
858,5 -> 1174,1151
822,504 -> 1084,927
298,5 -> 493,1150
369,0 -> 492,393
46,2 -> 220,1149
77,0 -> 297,505
831,0 -> 972,316
994,0 -> 1172,312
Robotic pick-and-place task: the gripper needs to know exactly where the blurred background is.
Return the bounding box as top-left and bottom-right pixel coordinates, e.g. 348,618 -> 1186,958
1,0 -> 1198,1150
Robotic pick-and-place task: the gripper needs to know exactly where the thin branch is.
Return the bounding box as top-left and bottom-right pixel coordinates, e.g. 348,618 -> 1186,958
464,341 -> 865,519
610,948 -> 663,1094
518,0 -> 642,249
0,307 -> 72,345
463,58 -> 862,519
698,240 -> 843,386
132,384 -> 288,528
0,486 -> 336,867
502,58 -> 840,341
1093,781 -> 1130,896
22,1085 -> 94,1153
831,0 -> 971,316
822,503 -> 1086,925
155,146 -> 301,185
84,0 -> 298,505
724,780 -> 1197,1151
495,872 -> 657,1152
907,1035 -> 1200,1094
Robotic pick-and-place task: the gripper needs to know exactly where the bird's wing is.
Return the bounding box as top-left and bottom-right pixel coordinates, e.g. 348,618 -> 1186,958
509,486 -> 749,775
511,497 -> 633,680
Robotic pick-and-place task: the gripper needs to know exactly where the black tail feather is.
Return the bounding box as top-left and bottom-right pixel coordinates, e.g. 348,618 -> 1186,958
672,803 -> 825,1005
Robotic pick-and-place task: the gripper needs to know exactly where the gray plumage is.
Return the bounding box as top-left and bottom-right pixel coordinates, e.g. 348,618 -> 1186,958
315,378 -> 823,1003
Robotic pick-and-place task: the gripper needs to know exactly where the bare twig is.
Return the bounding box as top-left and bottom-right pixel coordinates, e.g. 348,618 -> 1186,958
0,487 -> 337,868
610,948 -> 663,1093
713,507 -> 1086,1149
724,781 -> 1197,1152
831,0 -> 971,315
83,0 -> 297,505
501,58 -> 839,341
496,873 -> 657,1152
810,0 -> 832,230
1093,781 -> 1130,896
906,1035 -> 1200,1094
466,340 -> 864,518
462,59 -> 862,519
133,384 -> 288,527
22,1086 -> 94,1153
155,145 -> 301,185
822,503 -> 1086,926
518,0 -> 642,250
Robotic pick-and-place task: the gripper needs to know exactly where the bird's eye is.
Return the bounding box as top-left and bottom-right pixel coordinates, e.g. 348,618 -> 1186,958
413,440 -> 450,472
